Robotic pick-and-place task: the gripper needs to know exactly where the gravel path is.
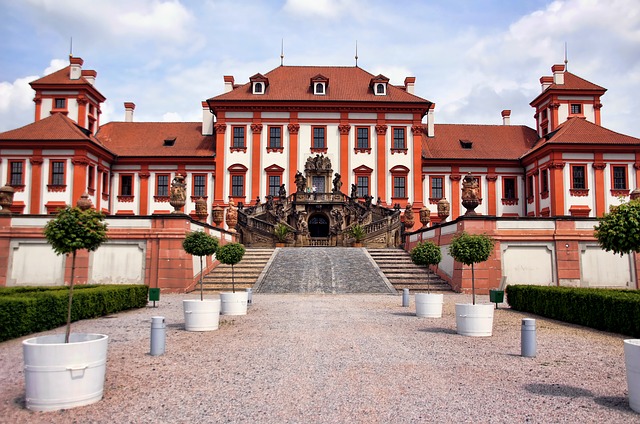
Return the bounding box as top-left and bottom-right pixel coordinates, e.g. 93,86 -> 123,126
0,293 -> 637,423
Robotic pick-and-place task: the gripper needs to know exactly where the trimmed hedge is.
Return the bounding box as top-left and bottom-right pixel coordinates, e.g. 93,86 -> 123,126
0,285 -> 148,342
506,285 -> 640,337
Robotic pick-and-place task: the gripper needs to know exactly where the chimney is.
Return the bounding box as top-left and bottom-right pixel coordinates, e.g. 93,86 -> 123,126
552,64 -> 565,85
124,102 -> 135,122
404,77 -> 415,94
202,101 -> 213,135
81,70 -> 97,85
540,76 -> 553,92
426,104 -> 435,137
501,110 -> 511,125
224,76 -> 235,93
70,56 -> 84,80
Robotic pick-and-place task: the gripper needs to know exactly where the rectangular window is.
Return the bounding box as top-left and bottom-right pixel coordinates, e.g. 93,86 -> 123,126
356,127 -> 369,149
231,175 -> 244,197
393,176 -> 406,198
527,175 -> 534,198
313,127 -> 326,149
51,161 -> 65,185
233,126 -> 245,148
269,127 -> 282,148
393,128 -> 406,149
503,177 -> 517,199
193,174 -> 206,197
572,165 -> 586,189
87,165 -> 95,189
541,169 -> 549,193
613,166 -> 627,190
570,104 -> 582,115
102,172 -> 109,194
54,98 -> 66,109
156,174 -> 169,196
312,176 -> 325,193
356,176 -> 369,198
120,175 -> 133,196
268,175 -> 281,197
430,176 -> 443,199
9,161 -> 24,186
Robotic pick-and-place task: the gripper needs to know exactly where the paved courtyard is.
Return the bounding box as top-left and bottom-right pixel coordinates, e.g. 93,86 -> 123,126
0,292 -> 637,423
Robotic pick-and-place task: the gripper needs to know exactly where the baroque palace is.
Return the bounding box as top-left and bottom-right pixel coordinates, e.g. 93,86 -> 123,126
2,57 -> 638,238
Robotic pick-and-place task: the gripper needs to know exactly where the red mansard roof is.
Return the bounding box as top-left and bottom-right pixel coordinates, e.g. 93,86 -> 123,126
0,113 -> 105,144
530,71 -> 606,106
208,66 -> 431,104
30,65 -> 106,102
422,124 -> 539,161
96,122 -> 214,157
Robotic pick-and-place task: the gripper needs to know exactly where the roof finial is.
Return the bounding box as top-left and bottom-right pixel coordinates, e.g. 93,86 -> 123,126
280,38 -> 284,66
564,41 -> 568,72
69,37 -> 73,60
355,40 -> 358,67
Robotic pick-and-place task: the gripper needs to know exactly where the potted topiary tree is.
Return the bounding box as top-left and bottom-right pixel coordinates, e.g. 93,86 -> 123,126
410,241 -> 444,318
22,206 -> 108,411
449,232 -> 495,337
274,223 -> 290,247
182,230 -> 220,331
349,223 -> 365,247
216,242 -> 248,315
594,198 -> 640,412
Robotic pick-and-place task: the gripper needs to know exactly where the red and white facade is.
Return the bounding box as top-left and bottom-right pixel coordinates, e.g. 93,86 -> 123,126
1,57 -> 639,226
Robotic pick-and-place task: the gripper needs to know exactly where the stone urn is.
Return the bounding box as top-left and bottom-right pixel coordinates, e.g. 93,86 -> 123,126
225,199 -> 238,232
403,203 -> 415,230
419,206 -> 431,228
0,184 -> 15,214
461,173 -> 480,216
212,205 -> 224,226
76,192 -> 93,210
437,198 -> 450,222
169,174 -> 186,213
195,197 -> 207,221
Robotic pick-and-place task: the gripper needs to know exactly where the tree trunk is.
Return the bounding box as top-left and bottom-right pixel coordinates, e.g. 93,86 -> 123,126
471,263 -> 476,305
199,256 -> 204,301
65,250 -> 77,343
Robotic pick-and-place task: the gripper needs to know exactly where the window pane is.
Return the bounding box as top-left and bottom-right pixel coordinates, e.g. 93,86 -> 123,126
572,166 -> 585,189
10,162 -> 23,185
357,128 -> 369,149
268,175 -> 280,197
233,127 -> 245,147
571,104 -> 582,114
393,177 -> 406,198
313,127 -> 325,148
52,162 -> 65,185
431,177 -> 443,199
157,175 -> 168,196
356,176 -> 368,197
504,178 -> 516,199
121,176 -> 132,196
55,98 -> 65,109
232,175 -> 244,197
393,128 -> 405,149
541,170 -> 548,192
613,166 -> 627,190
193,175 -> 206,197
269,127 -> 281,148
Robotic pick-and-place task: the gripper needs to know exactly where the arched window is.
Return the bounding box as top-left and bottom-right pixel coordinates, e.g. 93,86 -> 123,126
315,83 -> 324,94
254,82 -> 263,93
376,83 -> 385,94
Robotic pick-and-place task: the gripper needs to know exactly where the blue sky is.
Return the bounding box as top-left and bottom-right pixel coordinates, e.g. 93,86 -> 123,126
1,0 -> 639,136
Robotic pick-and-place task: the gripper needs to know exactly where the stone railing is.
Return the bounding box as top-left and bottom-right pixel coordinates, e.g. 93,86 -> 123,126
309,238 -> 330,246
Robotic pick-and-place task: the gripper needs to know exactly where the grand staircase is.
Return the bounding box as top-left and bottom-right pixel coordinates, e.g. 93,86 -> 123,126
200,248 -> 275,292
367,248 -> 453,292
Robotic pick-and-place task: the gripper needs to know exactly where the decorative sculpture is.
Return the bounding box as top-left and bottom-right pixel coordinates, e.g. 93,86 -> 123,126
76,192 -> 93,211
212,204 -> 224,226
437,198 -> 450,222
169,174 -> 187,213
332,173 -> 342,193
403,203 -> 415,230
295,171 -> 306,193
350,183 -> 357,199
0,184 -> 15,214
419,206 -> 431,228
225,199 -> 238,232
461,172 -> 480,215
195,197 -> 207,220
279,184 -> 287,199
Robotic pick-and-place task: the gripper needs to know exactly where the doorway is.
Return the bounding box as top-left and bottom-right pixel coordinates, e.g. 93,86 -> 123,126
308,214 -> 329,238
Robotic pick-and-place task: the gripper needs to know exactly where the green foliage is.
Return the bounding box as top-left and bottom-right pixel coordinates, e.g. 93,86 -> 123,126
43,206 -> 108,255
183,231 -> 219,257
216,243 -> 246,293
594,199 -> 640,256
449,232 -> 494,266
410,241 -> 442,267
0,285 -> 148,342
274,223 -> 290,243
349,224 -> 366,242
506,285 -> 640,337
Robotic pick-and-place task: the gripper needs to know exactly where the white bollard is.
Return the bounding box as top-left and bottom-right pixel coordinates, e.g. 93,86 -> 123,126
521,318 -> 536,357
150,316 -> 166,356
246,288 -> 253,306
402,288 -> 410,307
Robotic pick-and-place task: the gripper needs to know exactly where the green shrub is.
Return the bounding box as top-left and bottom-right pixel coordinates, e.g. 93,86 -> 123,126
216,243 -> 246,293
410,241 -> 442,292
349,224 -> 366,243
0,285 -> 148,342
449,232 -> 494,304
183,231 -> 219,300
274,223 -> 290,243
506,285 -> 640,337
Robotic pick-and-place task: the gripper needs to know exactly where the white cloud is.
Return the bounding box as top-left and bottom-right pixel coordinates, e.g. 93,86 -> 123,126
283,0 -> 364,19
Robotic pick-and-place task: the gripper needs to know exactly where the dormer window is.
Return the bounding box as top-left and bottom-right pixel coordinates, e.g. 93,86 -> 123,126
370,74 -> 390,96
249,73 -> 269,95
314,83 -> 325,95
460,139 -> 473,149
310,74 -> 329,96
163,137 -> 176,147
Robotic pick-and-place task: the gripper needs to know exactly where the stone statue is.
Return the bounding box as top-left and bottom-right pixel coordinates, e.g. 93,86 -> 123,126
403,203 -> 415,230
279,184 -> 287,199
364,195 -> 373,209
265,195 -> 274,210
350,183 -> 357,199
255,195 -> 260,205
332,173 -> 342,193
297,211 -> 308,234
331,208 -> 344,229
295,171 -> 306,193
170,174 -> 186,213
225,199 -> 238,232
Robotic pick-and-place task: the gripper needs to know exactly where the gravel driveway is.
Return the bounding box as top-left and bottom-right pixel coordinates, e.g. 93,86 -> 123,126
0,293 -> 637,423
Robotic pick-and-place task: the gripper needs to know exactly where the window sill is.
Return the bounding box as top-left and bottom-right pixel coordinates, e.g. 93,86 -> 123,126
47,184 -> 67,193
428,197 -> 442,204
230,147 -> 247,153
154,195 -> 170,202
310,147 -> 327,154
354,148 -> 371,154
102,193 -> 109,201
527,195 -> 534,204
540,191 -> 549,199
9,184 -> 25,192
611,189 -> 629,197
391,148 -> 408,155
87,188 -> 96,195
117,195 -> 135,202
570,188 -> 589,197
267,147 -> 284,153
191,195 -> 208,202
501,198 -> 519,206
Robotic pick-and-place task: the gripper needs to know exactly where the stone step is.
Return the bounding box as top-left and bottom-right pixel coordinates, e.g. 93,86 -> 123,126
193,248 -> 276,293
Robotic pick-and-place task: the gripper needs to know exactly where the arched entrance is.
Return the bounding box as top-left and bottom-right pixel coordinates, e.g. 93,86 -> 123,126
308,214 -> 330,238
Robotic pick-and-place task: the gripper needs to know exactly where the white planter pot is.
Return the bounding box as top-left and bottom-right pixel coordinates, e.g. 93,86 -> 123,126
22,333 -> 109,412
220,291 -> 249,316
624,339 -> 640,413
455,303 -> 494,337
183,299 -> 221,331
415,293 -> 444,318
